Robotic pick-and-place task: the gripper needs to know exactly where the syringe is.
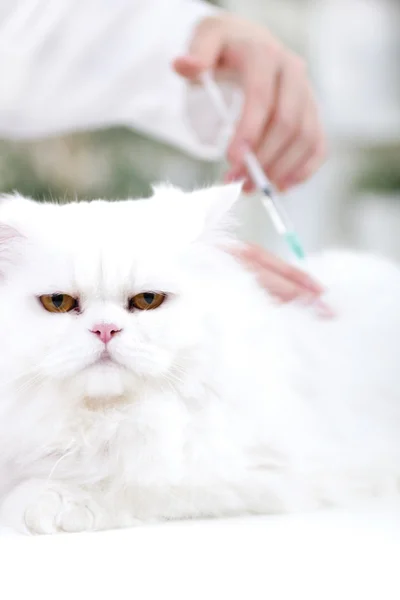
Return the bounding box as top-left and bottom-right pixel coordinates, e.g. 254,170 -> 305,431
200,71 -> 306,263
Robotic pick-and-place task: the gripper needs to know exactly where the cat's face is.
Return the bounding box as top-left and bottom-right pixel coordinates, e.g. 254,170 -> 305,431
0,184 -> 242,401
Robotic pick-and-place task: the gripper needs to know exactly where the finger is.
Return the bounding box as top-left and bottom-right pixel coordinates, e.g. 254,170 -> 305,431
242,178 -> 256,193
224,164 -> 245,183
173,17 -> 224,80
174,18 -> 224,74
224,168 -> 255,193
266,95 -> 315,184
173,56 -> 207,80
228,44 -> 280,165
237,244 -> 324,294
256,58 -> 306,171
256,269 -> 311,302
269,92 -> 325,188
284,139 -> 327,187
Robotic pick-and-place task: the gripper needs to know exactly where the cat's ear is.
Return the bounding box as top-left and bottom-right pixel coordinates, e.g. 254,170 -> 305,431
168,182 -> 243,244
151,182 -> 243,243
0,196 -> 25,278
0,223 -> 22,278
186,182 -> 243,231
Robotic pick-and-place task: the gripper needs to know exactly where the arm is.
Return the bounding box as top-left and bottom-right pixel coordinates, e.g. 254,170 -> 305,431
0,0 -> 226,160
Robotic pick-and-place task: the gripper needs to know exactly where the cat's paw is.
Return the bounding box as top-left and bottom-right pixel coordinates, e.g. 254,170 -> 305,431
0,479 -> 104,535
24,488 -> 99,535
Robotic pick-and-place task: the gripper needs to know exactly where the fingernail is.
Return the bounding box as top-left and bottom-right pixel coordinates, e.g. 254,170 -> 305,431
243,179 -> 255,193
277,178 -> 296,192
312,299 -> 335,319
295,293 -> 335,318
278,185 -> 289,193
298,293 -> 317,307
179,55 -> 202,66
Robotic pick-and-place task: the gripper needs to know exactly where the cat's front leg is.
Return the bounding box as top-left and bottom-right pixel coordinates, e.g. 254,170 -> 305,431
0,479 -> 108,535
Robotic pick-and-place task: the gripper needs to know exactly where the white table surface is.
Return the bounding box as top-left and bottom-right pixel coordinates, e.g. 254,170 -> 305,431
1,501 -> 399,600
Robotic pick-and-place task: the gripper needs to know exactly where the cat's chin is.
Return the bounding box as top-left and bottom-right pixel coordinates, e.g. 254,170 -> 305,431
81,364 -> 127,404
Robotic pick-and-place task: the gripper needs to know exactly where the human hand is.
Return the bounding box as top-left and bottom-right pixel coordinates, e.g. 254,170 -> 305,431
231,243 -> 324,303
174,13 -> 326,193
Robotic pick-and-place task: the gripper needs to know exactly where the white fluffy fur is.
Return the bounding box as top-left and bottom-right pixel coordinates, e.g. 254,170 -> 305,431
0,185 -> 399,535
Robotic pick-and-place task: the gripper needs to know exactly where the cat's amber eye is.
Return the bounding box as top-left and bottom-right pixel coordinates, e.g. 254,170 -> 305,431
39,294 -> 78,313
128,292 -> 166,311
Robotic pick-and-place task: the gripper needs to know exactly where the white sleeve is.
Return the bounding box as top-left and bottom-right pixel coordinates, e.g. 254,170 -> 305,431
0,0 -> 240,161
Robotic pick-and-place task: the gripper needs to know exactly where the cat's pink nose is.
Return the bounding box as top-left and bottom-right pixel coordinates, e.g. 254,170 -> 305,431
90,323 -> 121,344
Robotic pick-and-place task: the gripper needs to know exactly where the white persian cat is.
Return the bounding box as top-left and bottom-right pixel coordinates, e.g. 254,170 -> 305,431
0,184 -> 399,535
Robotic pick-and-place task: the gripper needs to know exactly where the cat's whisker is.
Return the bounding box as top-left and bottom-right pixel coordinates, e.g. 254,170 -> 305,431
0,360 -> 49,390
160,375 -> 178,393
171,363 -> 189,379
37,347 -> 98,372
14,374 -> 46,396
47,443 -> 77,483
1,371 -> 47,396
164,371 -> 185,387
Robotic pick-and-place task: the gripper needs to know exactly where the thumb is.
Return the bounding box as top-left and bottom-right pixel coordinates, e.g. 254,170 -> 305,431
173,19 -> 224,80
